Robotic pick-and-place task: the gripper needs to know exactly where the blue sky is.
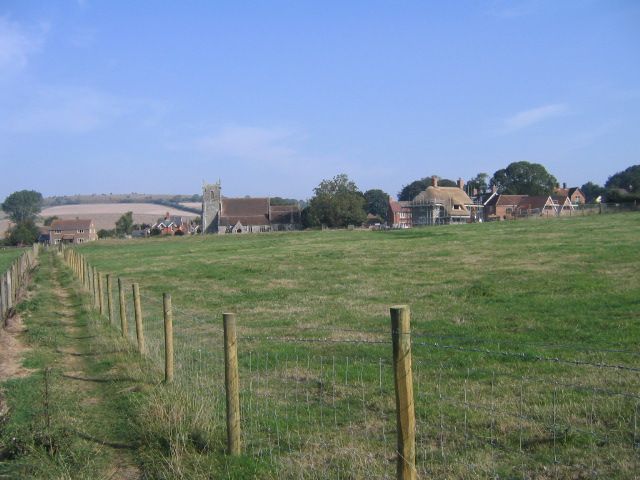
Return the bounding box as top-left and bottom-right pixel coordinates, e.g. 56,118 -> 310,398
1,0 -> 638,200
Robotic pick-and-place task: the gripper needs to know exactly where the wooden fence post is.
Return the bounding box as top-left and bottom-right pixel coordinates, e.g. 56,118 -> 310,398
132,283 -> 145,354
106,274 -> 115,325
163,293 -> 174,383
98,273 -> 105,316
118,278 -> 128,338
390,305 -> 416,480
223,312 -> 241,455
92,268 -> 98,309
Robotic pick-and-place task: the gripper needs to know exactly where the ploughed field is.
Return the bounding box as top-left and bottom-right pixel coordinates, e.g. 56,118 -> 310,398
76,213 -> 640,478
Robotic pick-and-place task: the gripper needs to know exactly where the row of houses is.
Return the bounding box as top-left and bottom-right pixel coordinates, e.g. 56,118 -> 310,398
388,177 -> 586,228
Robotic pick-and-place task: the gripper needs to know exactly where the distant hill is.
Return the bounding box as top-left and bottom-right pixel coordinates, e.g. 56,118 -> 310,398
43,194 -> 203,215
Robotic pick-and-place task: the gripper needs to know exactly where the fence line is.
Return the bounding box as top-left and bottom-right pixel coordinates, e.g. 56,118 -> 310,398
60,245 -> 640,479
0,244 -> 39,327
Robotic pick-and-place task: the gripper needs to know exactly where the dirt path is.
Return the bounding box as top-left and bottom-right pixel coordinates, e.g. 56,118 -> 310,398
0,254 -> 142,479
48,264 -> 141,480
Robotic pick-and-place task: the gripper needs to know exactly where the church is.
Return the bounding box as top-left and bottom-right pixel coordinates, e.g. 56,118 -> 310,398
202,182 -> 302,234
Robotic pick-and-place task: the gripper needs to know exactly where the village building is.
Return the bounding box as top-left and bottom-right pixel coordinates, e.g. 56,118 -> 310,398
152,213 -> 192,235
49,219 -> 97,245
409,177 -> 480,225
202,182 -> 301,234
387,198 -> 412,228
554,183 -> 586,205
484,193 -> 574,220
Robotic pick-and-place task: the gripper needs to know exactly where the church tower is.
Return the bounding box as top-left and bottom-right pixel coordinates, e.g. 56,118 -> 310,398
202,181 -> 221,234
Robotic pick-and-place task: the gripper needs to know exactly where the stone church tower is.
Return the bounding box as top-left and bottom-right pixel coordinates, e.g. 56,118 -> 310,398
202,181 -> 221,233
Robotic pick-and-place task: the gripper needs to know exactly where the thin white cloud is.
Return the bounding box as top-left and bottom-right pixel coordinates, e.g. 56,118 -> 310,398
501,103 -> 568,133
5,85 -> 164,134
195,125 -> 300,164
0,16 -> 47,73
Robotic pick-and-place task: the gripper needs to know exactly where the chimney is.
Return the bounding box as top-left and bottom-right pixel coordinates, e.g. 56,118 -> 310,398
562,182 -> 567,189
431,176 -> 438,187
492,185 -> 497,194
457,178 -> 464,190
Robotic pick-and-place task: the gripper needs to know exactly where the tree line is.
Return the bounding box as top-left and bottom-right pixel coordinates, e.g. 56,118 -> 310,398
2,163 -> 638,243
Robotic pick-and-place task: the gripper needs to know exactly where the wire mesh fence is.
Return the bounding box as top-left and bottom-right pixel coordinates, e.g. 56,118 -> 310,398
61,247 -> 640,479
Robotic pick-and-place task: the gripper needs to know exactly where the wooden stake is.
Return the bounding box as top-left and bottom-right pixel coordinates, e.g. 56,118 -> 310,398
390,305 -> 416,480
132,283 -> 145,353
163,293 -> 174,383
118,277 -> 128,338
106,274 -> 115,325
223,312 -> 241,455
97,273 -> 104,316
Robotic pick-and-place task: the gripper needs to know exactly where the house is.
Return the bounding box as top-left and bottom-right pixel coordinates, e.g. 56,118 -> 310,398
484,194 -> 527,220
152,213 -> 191,235
202,182 -> 301,234
554,183 -> 586,205
387,197 -> 412,228
49,219 -> 97,245
410,177 -> 480,225
551,195 -> 575,216
516,196 -> 558,217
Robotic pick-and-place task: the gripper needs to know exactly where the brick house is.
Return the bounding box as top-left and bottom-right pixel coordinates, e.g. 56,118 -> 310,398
49,219 -> 97,245
387,197 -> 412,228
554,183 -> 586,205
152,213 -> 191,235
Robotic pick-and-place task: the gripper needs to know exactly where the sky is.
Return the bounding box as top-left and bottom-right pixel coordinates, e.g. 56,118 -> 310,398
0,0 -> 639,201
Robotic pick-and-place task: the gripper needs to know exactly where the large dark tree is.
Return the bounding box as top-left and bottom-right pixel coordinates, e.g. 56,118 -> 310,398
490,161 -> 557,195
580,182 -> 605,203
363,189 -> 390,221
605,165 -> 640,193
7,220 -> 39,246
1,190 -> 43,223
398,176 -> 457,201
306,174 -> 366,228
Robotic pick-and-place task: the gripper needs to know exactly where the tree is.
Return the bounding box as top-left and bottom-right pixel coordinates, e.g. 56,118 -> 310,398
580,182 -> 605,203
98,229 -> 115,239
1,190 -> 43,223
306,174 -> 366,228
7,220 -> 40,246
115,211 -> 134,236
490,161 -> 557,195
605,165 -> 640,193
438,178 -> 457,187
363,189 -> 390,221
43,215 -> 59,226
398,178 -> 429,201
467,173 -> 489,195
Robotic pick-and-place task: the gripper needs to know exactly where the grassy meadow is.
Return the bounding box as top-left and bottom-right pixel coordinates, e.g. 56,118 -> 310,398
0,247 -> 24,273
72,213 -> 640,478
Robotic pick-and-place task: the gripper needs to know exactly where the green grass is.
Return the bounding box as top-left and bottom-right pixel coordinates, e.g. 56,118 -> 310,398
0,247 -> 24,273
68,213 -> 640,478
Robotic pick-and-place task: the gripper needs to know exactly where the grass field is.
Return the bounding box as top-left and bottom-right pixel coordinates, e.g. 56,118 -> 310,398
0,247 -> 24,273
72,213 -> 640,478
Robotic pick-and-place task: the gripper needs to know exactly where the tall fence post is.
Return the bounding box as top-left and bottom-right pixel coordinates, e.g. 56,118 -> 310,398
118,278 -> 128,338
223,312 -> 241,455
390,305 -> 416,480
132,283 -> 145,354
163,293 -> 174,383
98,273 -> 105,316
106,274 -> 115,326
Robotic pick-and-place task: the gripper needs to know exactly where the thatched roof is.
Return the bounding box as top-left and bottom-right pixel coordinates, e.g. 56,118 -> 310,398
412,186 -> 474,216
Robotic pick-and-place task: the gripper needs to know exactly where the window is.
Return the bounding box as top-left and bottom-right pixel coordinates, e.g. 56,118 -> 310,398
77,238 -> 84,243
77,229 -> 85,233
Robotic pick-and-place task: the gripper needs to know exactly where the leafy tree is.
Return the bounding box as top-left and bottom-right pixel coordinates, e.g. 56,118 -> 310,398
1,190 -> 43,223
605,165 -> 640,193
490,161 -> 557,195
306,174 -> 366,228
398,178 -> 429,201
115,211 -> 134,235
150,227 -> 162,236
7,220 -> 40,245
438,178 -> 457,187
98,229 -> 115,239
467,173 -> 489,194
580,182 -> 606,203
43,215 -> 59,226
270,197 -> 300,206
363,189 -> 390,221
398,176 -> 458,201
